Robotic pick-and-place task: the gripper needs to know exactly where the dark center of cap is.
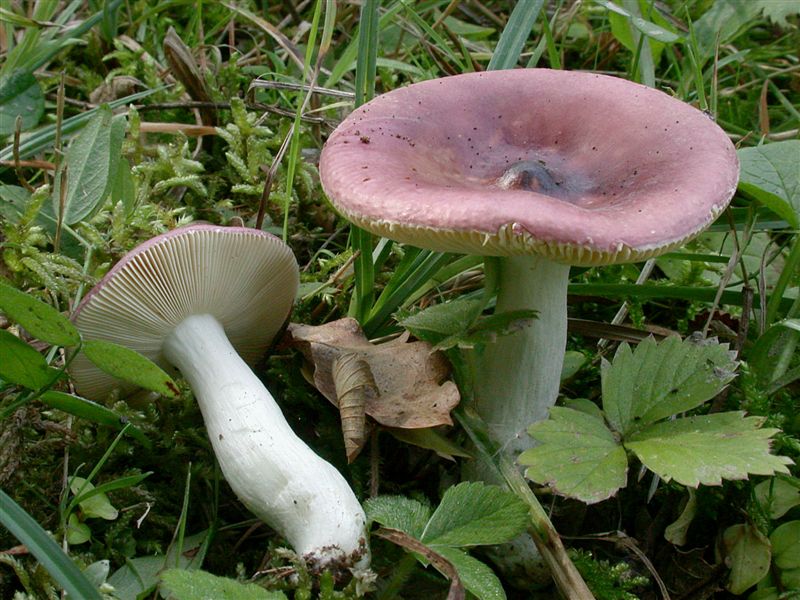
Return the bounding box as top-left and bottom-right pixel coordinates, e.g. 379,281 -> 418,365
496,160 -> 563,195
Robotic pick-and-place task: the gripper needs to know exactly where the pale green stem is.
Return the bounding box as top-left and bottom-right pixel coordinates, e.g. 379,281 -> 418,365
474,255 -> 570,454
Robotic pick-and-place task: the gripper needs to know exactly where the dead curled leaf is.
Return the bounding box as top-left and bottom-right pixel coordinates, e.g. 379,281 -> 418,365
332,352 -> 374,462
288,318 -> 460,431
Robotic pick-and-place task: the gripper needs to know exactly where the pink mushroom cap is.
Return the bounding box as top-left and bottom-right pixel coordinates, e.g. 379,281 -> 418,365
319,69 -> 739,266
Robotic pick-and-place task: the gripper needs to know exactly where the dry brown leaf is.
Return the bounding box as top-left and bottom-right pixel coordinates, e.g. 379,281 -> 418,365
163,27 -> 216,126
288,318 -> 460,430
89,76 -> 143,105
332,351 -> 376,462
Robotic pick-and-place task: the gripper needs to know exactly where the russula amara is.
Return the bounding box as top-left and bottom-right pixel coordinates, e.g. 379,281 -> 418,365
70,224 -> 368,569
319,69 -> 739,454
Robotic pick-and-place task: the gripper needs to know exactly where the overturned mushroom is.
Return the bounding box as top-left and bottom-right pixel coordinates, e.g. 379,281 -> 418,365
319,69 -> 739,454
70,224 -> 368,570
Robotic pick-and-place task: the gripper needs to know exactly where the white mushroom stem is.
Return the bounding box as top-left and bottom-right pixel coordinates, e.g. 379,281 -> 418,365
162,313 -> 368,567
474,256 -> 570,455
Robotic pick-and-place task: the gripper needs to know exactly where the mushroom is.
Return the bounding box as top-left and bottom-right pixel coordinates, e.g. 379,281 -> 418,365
319,69 -> 739,455
70,224 -> 368,569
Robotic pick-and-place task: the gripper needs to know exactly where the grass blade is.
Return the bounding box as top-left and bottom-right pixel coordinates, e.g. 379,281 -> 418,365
325,1 -> 405,88
0,489 -> 102,600
354,0 -> 380,106
348,0 -> 381,323
281,0 -> 326,241
364,251 -> 455,336
488,1 -> 545,70
348,227 -> 375,322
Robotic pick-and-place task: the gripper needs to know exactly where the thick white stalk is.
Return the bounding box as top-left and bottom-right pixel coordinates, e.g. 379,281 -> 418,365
474,255 -> 570,455
163,314 -> 368,568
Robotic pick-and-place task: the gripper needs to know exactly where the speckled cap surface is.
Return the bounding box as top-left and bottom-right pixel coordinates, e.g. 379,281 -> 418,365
70,224 -> 299,399
320,69 -> 739,266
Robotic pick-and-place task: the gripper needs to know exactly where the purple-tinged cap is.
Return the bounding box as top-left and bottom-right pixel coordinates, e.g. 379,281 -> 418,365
320,69 -> 739,266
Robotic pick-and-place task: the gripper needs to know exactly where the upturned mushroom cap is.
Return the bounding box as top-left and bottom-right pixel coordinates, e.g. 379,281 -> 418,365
320,69 -> 739,266
71,224 -> 299,399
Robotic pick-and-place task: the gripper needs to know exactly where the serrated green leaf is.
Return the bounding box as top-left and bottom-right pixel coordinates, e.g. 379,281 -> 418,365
53,107 -> 127,225
0,69 -> 44,135
0,328 -> 60,389
754,478 -> 800,520
364,496 -> 432,540
771,521 -> 800,570
521,406 -> 628,504
603,336 -> 737,435
758,0 -> 800,27
421,482 -> 529,547
0,281 -> 80,346
159,569 -> 287,600
738,142 -> 800,226
81,339 -> 179,398
435,547 -> 506,600
69,477 -> 118,521
626,412 -> 792,487
722,523 -> 772,595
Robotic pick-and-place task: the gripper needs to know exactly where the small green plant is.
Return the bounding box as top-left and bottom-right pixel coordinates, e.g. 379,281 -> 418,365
64,476 -> 120,545
0,282 -> 174,596
0,1 -> 123,136
160,568 -> 288,600
365,481 -> 529,599
518,335 -> 792,504
570,550 -> 649,600
718,476 -> 800,597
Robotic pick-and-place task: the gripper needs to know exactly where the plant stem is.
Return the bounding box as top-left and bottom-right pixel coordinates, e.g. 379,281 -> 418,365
474,255 -> 570,454
456,407 -> 595,599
